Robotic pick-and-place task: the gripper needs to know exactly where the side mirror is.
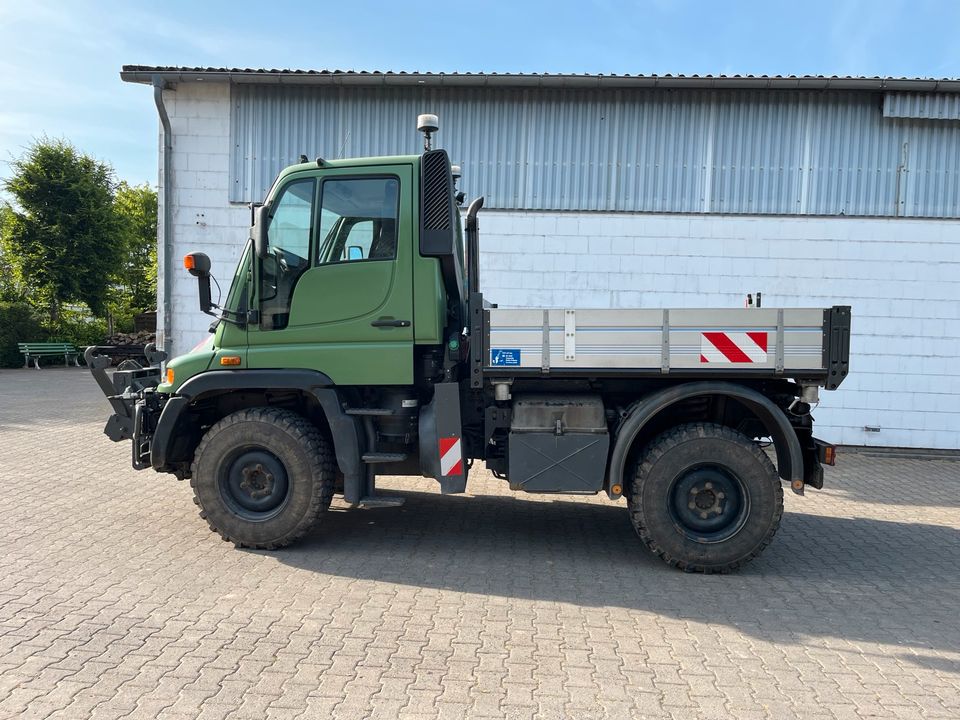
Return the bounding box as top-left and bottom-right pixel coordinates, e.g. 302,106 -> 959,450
251,204 -> 270,258
183,252 -> 214,314
347,245 -> 363,261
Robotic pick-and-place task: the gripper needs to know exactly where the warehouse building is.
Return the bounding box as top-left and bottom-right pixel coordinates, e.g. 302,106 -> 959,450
121,67 -> 960,450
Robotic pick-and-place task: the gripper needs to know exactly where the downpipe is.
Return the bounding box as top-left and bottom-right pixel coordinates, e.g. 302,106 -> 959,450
152,76 -> 174,359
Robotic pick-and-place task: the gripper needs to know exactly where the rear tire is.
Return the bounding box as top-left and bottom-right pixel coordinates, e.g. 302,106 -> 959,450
627,423 -> 783,573
191,407 -> 335,549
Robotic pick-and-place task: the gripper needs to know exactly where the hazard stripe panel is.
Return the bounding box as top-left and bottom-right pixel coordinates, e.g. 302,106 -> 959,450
700,331 -> 769,364
439,437 -> 463,477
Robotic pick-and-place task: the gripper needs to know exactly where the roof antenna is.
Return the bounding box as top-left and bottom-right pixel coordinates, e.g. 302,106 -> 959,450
417,113 -> 439,151
337,130 -> 351,159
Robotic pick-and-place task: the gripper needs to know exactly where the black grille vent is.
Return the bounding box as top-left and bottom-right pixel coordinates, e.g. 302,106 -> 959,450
422,150 -> 452,231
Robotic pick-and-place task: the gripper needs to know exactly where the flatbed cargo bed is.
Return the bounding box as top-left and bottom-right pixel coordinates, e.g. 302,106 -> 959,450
484,305 -> 850,388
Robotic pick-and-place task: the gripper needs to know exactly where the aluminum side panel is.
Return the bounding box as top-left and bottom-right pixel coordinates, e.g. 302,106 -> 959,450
487,307 -> 827,373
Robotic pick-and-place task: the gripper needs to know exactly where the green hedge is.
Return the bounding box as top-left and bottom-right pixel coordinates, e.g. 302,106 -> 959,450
0,302 -> 48,367
52,308 -> 108,349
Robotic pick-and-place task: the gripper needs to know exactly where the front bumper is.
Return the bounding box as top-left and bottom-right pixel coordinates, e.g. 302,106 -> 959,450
85,346 -> 165,469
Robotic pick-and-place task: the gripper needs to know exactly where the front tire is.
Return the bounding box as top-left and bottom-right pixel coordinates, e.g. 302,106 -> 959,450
628,423 -> 783,573
191,407 -> 334,549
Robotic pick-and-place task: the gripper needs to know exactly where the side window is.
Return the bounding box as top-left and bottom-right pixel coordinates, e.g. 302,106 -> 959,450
317,177 -> 399,265
261,178 -> 315,330
268,179 -> 314,261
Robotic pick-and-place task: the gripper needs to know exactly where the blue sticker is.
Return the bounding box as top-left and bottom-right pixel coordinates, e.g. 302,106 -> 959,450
490,348 -> 521,366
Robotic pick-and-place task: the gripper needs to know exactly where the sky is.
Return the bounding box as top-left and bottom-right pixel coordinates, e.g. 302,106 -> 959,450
1,0 -> 959,194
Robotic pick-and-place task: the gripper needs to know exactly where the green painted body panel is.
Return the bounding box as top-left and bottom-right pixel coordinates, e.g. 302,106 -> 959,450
273,155 -> 421,187
157,336 -> 216,394
412,261 -> 445,345
159,153 -> 462,392
246,162 -> 417,385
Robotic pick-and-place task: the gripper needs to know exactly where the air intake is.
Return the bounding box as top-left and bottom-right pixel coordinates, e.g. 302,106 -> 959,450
420,149 -> 455,254
419,148 -> 465,328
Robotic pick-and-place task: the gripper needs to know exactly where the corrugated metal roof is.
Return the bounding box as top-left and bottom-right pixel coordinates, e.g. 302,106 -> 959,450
229,85 -> 960,218
121,66 -> 960,92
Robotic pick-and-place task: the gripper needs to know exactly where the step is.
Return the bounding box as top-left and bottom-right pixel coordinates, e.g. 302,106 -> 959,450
345,408 -> 397,416
361,452 -> 408,464
358,495 -> 406,508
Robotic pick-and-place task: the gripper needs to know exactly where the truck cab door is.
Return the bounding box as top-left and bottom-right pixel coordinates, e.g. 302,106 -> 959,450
247,165 -> 414,385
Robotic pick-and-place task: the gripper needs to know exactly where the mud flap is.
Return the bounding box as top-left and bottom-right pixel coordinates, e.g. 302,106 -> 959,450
419,382 -> 468,493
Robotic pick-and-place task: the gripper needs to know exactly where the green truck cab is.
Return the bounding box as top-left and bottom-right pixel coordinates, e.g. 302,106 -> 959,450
89,116 -> 850,572
162,154 -> 446,391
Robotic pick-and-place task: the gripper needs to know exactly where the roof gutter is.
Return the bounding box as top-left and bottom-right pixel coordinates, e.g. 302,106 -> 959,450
119,69 -> 960,94
152,76 -> 174,358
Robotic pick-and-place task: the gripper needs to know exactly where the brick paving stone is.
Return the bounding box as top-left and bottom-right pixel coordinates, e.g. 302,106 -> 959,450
0,367 -> 959,719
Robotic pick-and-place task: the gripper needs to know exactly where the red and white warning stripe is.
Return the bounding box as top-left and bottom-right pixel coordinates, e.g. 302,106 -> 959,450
700,331 -> 768,364
439,436 -> 463,477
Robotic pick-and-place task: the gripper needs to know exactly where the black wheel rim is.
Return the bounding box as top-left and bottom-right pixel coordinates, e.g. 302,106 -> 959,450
218,447 -> 290,521
668,465 -> 749,543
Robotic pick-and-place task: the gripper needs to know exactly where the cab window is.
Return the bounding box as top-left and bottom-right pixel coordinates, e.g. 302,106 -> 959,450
261,178 -> 315,330
317,177 -> 399,265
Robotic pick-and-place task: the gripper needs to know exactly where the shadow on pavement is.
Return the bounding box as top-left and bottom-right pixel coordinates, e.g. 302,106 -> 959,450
0,368 -> 104,432
899,653 -> 960,674
272,487 -> 960,654
821,454 -> 960,508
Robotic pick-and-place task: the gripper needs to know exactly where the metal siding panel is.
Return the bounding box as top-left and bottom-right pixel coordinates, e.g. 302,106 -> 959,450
884,92 -> 960,120
229,86 -> 960,218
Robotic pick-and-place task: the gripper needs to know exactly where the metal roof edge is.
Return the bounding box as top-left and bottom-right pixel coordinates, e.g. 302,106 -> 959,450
118,67 -> 960,93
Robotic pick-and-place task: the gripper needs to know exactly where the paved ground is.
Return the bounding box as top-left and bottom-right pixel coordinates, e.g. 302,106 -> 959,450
0,368 -> 959,720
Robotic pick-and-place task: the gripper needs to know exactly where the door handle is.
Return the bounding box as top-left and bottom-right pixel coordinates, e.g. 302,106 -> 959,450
371,318 -> 411,328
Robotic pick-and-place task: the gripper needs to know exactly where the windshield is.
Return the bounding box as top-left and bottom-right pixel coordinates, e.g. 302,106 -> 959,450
223,241 -> 252,314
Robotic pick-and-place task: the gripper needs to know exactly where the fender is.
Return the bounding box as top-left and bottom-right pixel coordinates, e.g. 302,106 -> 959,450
151,369 -> 364,503
606,381 -> 804,499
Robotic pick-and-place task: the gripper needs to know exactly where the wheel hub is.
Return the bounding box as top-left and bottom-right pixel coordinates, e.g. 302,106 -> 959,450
688,482 -> 726,519
220,449 -> 290,520
669,466 -> 748,542
240,463 -> 275,500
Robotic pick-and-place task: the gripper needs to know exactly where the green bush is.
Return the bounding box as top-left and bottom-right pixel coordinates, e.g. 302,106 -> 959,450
0,301 -> 48,367
50,307 -> 108,349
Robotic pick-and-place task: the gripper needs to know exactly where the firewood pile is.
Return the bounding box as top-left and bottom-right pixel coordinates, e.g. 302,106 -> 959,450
102,330 -> 156,347
97,331 -> 157,365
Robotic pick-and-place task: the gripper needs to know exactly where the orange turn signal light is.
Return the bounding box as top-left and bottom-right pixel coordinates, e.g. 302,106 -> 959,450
165,368 -> 175,384
823,445 -> 836,466
183,254 -> 196,270
220,356 -> 241,366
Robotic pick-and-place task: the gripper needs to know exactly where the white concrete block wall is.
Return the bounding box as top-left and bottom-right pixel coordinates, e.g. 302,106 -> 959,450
158,83 -> 249,357
480,211 -> 960,450
160,85 -> 960,450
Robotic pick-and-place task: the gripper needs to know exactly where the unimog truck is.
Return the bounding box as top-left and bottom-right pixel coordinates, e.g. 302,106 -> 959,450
88,114 -> 850,572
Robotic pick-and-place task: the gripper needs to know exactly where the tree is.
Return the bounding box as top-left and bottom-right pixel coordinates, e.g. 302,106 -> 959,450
0,204 -> 25,302
2,139 -> 122,324
113,181 -> 158,315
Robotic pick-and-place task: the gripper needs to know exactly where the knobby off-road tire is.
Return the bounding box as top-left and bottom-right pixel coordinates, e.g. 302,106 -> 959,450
628,422 -> 783,573
191,407 -> 335,549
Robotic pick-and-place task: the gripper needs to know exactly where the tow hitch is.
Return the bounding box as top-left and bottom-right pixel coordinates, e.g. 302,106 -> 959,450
85,345 -> 165,454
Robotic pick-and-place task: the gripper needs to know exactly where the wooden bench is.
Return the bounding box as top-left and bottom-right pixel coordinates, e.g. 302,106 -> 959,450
17,342 -> 82,369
